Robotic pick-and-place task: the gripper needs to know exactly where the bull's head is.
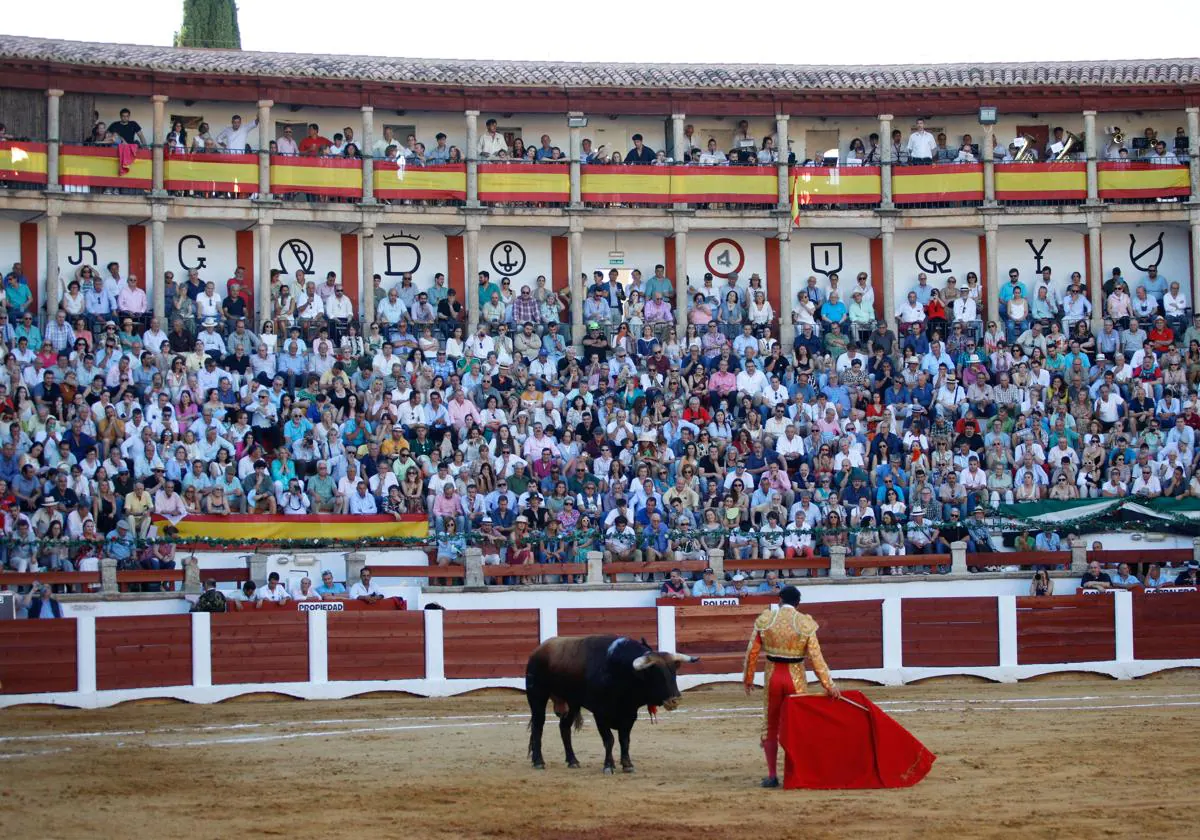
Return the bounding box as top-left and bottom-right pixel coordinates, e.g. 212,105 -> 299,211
631,652 -> 699,711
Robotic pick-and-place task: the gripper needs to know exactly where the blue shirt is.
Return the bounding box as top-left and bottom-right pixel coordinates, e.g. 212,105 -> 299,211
316,582 -> 347,596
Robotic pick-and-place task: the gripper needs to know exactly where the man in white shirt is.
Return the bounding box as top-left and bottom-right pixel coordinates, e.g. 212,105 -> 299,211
1163,281 -> 1189,335
698,139 -> 727,165
905,119 -> 938,164
275,125 -> 299,155
1093,384 -> 1125,429
216,114 -> 258,153
478,118 -> 507,158
371,127 -> 397,159
258,572 -> 292,603
347,480 -> 378,514
348,567 -> 386,603
196,281 -> 223,321
735,359 -> 767,401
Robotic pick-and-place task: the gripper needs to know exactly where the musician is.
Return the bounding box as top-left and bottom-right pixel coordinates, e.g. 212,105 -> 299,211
742,585 -> 840,788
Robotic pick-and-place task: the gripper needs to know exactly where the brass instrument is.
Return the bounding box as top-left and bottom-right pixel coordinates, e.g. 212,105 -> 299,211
1013,134 -> 1039,163
1111,127 -> 1125,146
1053,131 -> 1081,162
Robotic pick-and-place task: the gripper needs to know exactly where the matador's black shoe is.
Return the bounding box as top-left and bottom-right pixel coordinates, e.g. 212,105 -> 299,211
760,777 -> 780,788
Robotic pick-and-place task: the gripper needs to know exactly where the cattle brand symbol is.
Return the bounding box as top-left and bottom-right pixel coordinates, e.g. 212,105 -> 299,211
68,231 -> 98,267
383,233 -> 422,277
704,238 -> 745,279
810,242 -> 843,277
178,234 -> 207,271
279,238 -> 315,275
1025,238 -> 1050,273
915,238 -> 951,274
490,240 -> 526,276
1128,232 -> 1164,272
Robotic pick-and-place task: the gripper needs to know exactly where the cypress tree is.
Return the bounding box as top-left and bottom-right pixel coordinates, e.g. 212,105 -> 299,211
174,0 -> 242,50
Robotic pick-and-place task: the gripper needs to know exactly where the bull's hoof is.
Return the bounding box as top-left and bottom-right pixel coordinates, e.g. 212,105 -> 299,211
567,760 -> 581,769
603,766 -> 615,775
622,765 -> 636,774
532,762 -> 545,770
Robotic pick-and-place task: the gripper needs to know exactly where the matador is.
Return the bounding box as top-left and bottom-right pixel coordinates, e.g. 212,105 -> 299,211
742,585 -> 840,788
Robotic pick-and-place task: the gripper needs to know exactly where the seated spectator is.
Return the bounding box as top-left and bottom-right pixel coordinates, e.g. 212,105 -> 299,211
1080,560 -> 1112,591
691,566 -> 726,596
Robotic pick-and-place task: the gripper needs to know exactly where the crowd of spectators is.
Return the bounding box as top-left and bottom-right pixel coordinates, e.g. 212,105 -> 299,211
3,230 -> 1200,587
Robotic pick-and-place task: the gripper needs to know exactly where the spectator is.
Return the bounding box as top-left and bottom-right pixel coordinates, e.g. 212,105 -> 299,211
691,566 -> 726,597
348,567 -> 385,603
1080,560 -> 1112,591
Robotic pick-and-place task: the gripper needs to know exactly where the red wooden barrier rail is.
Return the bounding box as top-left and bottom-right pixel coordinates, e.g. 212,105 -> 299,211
95,615 -> 192,691
558,607 -> 659,647
1015,594 -> 1116,665
0,619 -> 78,695
902,597 -> 999,667
1131,590 -> 1200,660
0,571 -> 101,587
442,609 -> 539,679
327,612 -> 426,681
210,611 -> 309,684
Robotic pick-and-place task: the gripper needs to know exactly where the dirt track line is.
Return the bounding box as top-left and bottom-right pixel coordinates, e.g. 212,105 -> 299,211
150,720 -> 512,748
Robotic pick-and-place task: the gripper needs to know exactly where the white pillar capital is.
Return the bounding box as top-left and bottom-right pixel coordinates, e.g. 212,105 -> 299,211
1187,106 -> 1200,115
775,113 -> 789,122
152,94 -> 169,104
878,113 -> 894,122
257,99 -> 274,109
360,104 -> 374,113
671,112 -> 686,121
464,109 -> 480,117
1082,109 -> 1097,117
47,88 -> 64,98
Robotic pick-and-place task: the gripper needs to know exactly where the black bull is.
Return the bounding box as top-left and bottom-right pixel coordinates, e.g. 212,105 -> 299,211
526,635 -> 699,773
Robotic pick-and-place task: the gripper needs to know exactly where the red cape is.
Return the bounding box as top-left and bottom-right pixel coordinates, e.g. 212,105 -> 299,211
778,690 -> 936,789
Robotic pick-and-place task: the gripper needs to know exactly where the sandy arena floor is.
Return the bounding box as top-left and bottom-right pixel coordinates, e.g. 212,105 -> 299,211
2,673 -> 1198,839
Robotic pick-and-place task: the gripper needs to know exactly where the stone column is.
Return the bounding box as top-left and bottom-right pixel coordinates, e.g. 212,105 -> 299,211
465,220 -> 480,333
182,555 -> 201,594
1087,215 -> 1103,329
1069,536 -> 1088,574
257,221 -> 272,324
984,221 -> 999,323
569,227 -> 584,347
586,550 -> 604,585
257,99 -> 273,199
1190,218 -> 1200,317
463,547 -> 485,588
151,214 -> 166,318
828,545 -> 847,579
879,114 -> 894,209
362,226 -> 376,322
706,548 -> 725,580
100,558 -> 118,595
46,89 -> 63,191
1188,107 -> 1200,203
673,227 -> 688,335
775,113 -> 790,212
360,105 -> 375,204
1083,110 -> 1099,204
45,207 -> 60,315
880,219 -> 896,330
950,541 -> 969,575
465,110 -> 480,207
671,113 -> 686,210
778,227 -> 794,349
982,122 -> 996,205
151,94 -> 168,196
568,112 -> 583,208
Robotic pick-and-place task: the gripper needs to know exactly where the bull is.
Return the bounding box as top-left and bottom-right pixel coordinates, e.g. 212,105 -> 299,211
526,635 -> 699,774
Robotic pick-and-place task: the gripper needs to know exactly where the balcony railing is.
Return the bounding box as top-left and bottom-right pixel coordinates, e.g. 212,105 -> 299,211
0,142 -> 1194,209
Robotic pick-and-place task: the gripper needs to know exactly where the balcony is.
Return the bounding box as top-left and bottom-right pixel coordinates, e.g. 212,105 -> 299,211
1,141 -> 1193,211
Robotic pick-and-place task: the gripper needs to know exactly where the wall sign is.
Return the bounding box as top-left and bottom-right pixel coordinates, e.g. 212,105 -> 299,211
382,232 -> 422,277
704,238 -> 745,278
178,234 -> 207,271
810,242 -> 843,277
490,240 -> 527,277
278,238 -> 315,276
68,231 -> 98,267
914,237 -> 952,274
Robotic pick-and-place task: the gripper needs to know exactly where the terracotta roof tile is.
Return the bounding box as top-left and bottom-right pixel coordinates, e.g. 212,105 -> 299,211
1,34 -> 1198,91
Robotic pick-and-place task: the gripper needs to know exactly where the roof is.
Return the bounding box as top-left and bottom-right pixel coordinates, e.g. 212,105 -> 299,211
2,34 -> 1199,92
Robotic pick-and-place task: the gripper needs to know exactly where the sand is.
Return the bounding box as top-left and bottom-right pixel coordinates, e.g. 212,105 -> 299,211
2,673 -> 1198,839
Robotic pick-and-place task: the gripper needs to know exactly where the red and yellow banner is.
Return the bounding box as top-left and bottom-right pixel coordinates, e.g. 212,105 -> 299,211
994,162 -> 1087,201
374,162 -> 466,201
1097,162 -> 1189,199
790,166 -> 882,206
164,151 -> 258,195
893,163 -> 984,204
670,165 -> 777,204
0,141 -> 48,184
580,165 -> 672,203
159,513 -> 429,543
580,165 -> 786,205
478,162 -> 569,203
270,154 -> 363,198
59,144 -> 151,190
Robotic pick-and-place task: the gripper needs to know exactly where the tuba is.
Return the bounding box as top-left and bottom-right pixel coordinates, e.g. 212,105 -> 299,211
1053,131 -> 1081,161
1110,126 -> 1125,146
1013,134 -> 1039,163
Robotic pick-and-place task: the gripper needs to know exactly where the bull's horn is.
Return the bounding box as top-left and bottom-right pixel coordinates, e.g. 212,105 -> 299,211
671,653 -> 700,664
632,655 -> 654,671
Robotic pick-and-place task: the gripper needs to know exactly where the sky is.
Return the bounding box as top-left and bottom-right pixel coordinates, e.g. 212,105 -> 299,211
4,1 -> 1196,65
